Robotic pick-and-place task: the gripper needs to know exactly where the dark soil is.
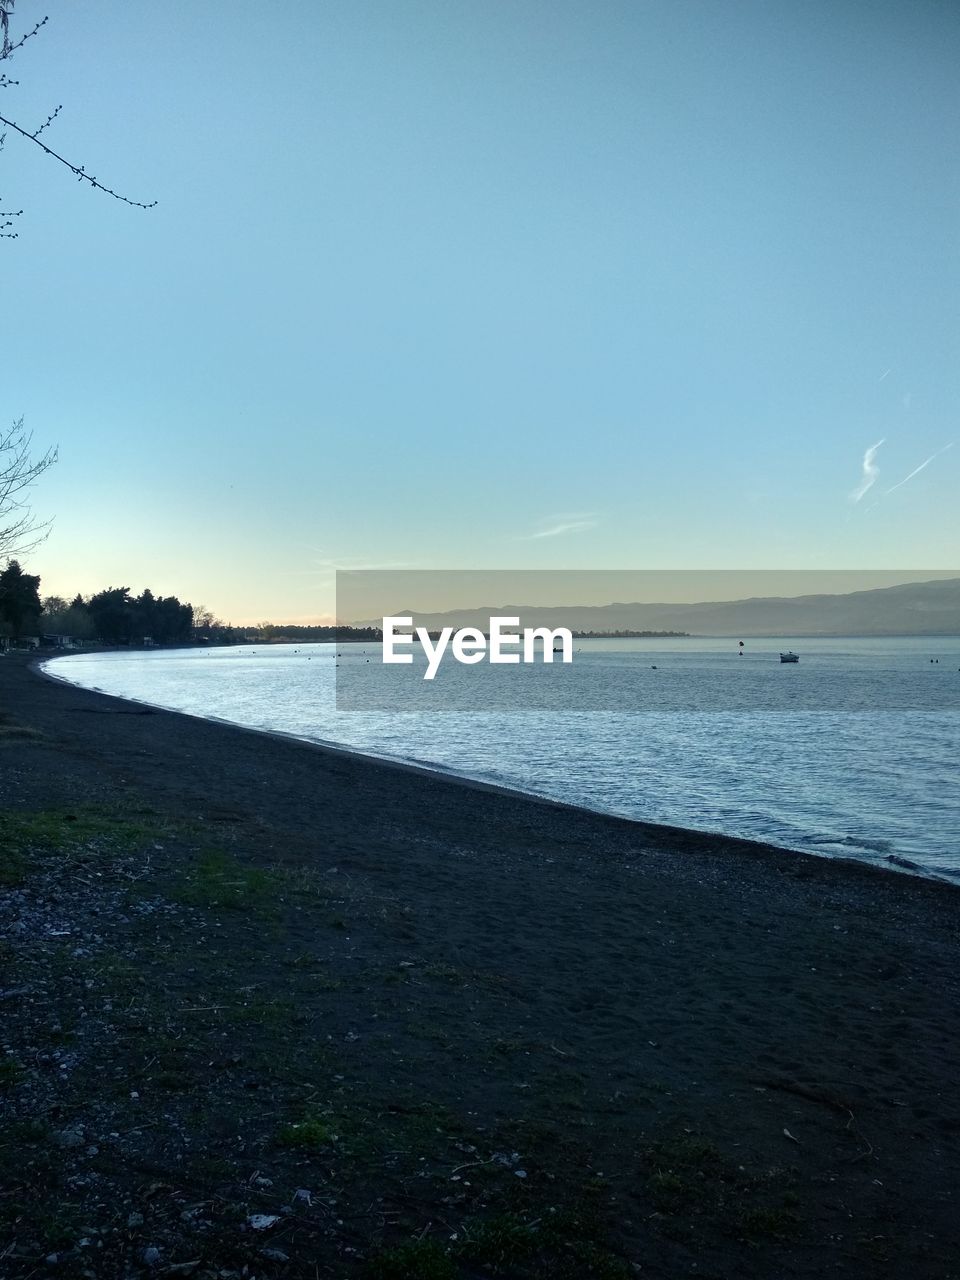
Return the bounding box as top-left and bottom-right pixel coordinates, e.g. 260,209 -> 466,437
2,650 -> 959,1279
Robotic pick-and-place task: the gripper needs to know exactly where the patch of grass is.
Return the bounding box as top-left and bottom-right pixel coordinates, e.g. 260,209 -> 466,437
125,1038 -> 201,1092
649,1168 -> 687,1194
0,845 -> 26,886
544,1242 -> 632,1279
422,962 -> 467,984
31,1202 -> 87,1248
406,1021 -> 453,1047
276,1108 -> 336,1150
44,1025 -> 78,1051
457,1212 -> 541,1268
648,1169 -> 700,1215
491,1037 -> 528,1057
368,1212 -> 632,1280
367,1237 -> 456,1280
154,1070 -> 194,1091
310,971 -> 343,990
0,1057 -> 23,1088
176,850 -> 283,912
635,1077 -> 669,1096
383,1100 -> 463,1150
0,1118 -> 49,1146
735,1203 -> 802,1242
664,1135 -> 723,1164
276,1095 -> 465,1169
646,1133 -> 723,1178
231,996 -> 298,1027
452,1204 -> 631,1279
90,953 -> 143,992
0,807 -> 164,885
188,1153 -> 240,1183
0,808 -> 155,848
280,867 -> 341,901
638,1128 -> 805,1252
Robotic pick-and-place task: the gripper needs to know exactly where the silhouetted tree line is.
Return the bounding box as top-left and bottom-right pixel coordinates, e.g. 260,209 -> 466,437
572,630 -> 690,638
0,558 -> 40,636
40,586 -> 193,645
3,560 -> 383,648
252,623 -> 382,643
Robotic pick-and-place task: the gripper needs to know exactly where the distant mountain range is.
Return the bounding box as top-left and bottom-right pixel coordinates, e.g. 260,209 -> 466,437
364,577 -> 960,637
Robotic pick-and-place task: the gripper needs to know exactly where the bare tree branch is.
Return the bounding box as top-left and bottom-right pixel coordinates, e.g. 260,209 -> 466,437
0,108 -> 159,207
1,3 -> 47,61
0,417 -> 58,561
1,1 -> 157,220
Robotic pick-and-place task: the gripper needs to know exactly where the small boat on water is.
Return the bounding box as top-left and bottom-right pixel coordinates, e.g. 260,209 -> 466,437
780,651 -> 800,664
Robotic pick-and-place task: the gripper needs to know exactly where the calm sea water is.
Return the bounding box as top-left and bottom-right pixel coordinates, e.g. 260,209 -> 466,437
45,638 -> 960,879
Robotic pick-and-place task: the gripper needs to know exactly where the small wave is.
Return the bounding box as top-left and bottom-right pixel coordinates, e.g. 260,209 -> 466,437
807,834 -> 894,854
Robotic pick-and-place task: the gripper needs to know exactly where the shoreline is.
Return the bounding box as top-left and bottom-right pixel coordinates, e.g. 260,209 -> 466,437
3,648 -> 960,1276
38,651 -> 955,890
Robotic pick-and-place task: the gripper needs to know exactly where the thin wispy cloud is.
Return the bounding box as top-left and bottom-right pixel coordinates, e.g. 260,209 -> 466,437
281,551 -> 421,578
523,513 -> 598,540
885,442 -> 954,495
850,439 -> 885,502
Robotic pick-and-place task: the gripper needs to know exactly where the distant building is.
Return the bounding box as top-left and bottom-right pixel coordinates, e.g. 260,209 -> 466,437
40,634 -> 79,649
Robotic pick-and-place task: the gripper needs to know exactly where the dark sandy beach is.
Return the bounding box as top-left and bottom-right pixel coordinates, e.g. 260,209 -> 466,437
2,649 -> 959,1278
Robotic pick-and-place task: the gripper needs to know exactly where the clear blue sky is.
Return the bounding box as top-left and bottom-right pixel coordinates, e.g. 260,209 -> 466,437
3,0 -> 957,622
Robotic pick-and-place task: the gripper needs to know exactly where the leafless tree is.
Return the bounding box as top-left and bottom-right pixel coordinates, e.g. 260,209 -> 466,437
193,606 -> 223,631
1,417 -> 57,561
1,0 -> 156,238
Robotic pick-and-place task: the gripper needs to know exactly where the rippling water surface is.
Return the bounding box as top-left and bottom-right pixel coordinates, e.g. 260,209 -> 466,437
46,638 -> 960,878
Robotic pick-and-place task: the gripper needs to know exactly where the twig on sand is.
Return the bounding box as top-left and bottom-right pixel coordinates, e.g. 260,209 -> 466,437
843,1109 -> 875,1162
450,1157 -> 496,1175
750,1076 -> 854,1114
752,1076 -> 875,1161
